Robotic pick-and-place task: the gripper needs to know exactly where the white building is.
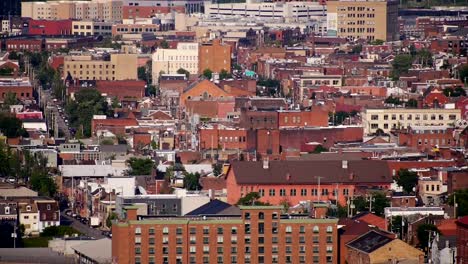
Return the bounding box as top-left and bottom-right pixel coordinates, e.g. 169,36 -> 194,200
362,108 -> 461,135
72,21 -> 113,36
152,42 -> 199,83
205,1 -> 326,23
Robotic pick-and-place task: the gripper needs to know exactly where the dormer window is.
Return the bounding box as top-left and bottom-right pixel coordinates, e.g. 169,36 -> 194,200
47,204 -> 51,210
5,206 -> 10,214
26,206 -> 31,212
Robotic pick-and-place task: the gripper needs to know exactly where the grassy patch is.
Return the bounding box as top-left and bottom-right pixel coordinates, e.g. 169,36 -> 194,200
23,236 -> 52,248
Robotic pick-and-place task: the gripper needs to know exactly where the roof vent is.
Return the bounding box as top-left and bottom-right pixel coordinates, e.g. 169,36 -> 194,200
342,160 -> 348,169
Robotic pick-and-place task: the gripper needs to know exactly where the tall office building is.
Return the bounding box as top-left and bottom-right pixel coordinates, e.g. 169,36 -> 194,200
112,205 -> 338,264
326,0 -> 399,41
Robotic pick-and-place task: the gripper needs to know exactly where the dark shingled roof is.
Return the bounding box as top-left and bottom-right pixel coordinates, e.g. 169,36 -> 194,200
186,199 -> 241,216
230,160 -> 391,184
347,230 -> 393,253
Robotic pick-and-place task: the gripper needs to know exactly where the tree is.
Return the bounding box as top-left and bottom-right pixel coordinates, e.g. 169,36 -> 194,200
28,153 -> 57,197
176,68 -> 190,79
137,66 -> 147,82
416,49 -> 433,67
65,88 -> 110,137
406,98 -> 418,108
370,39 -> 385,45
375,128 -> 385,136
395,169 -> 418,194
106,212 -> 118,228
237,192 -> 268,206
232,64 -> 242,71
8,51 -> 20,60
312,145 -> 328,154
160,40 -> 169,49
391,54 -> 413,80
0,113 -> 27,138
212,163 -> 223,176
202,68 -> 213,79
51,70 -> 65,100
459,64 -> 468,85
417,224 -> 439,250
219,69 -> 232,80
2,92 -> 17,110
385,96 -> 403,105
351,44 -> 362,54
184,172 -> 201,191
146,85 -> 157,96
448,189 -> 468,217
40,226 -> 80,237
0,67 -> 14,76
443,87 -> 466,97
126,157 -> 154,175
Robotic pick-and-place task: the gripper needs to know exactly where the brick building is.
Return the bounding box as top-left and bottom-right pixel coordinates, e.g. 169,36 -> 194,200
0,78 -> 34,102
5,38 -> 43,52
112,205 -> 339,264
457,216 -> 468,263
199,39 -> 232,74
447,169 -> 468,193
226,160 -> 392,206
68,80 -> 146,101
397,126 -> 456,152
27,19 -> 73,36
199,125 -> 253,151
422,87 -> 449,108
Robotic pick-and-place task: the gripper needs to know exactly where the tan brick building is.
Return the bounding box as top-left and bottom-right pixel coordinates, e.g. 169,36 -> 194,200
199,39 -> 232,74
112,205 -> 339,264
64,53 -> 137,81
326,0 -> 399,41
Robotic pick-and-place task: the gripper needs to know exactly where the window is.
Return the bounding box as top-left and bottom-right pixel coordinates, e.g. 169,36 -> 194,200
269,189 -> 276,196
371,115 -> 378,120
301,189 -> 307,196
217,236 -> 223,243
232,227 -> 237,234
286,236 -> 292,243
203,227 -> 209,234
245,212 -> 250,219
290,189 -> 297,196
313,236 -> 319,243
149,247 -> 155,254
326,226 -> 333,233
327,236 -> 333,243
135,227 -> 141,234
259,212 -> 264,219
190,227 -> 196,234
258,223 -> 264,234
176,227 -> 182,235
217,227 -> 223,234
259,189 -> 265,196
190,236 -> 196,244
313,226 -> 319,233
162,236 -> 169,244
163,227 -> 169,234
217,247 -> 223,254
190,246 -> 196,253
280,189 -> 286,196
286,226 -> 292,233
203,237 -> 209,244
203,246 -> 209,253
149,228 -> 155,235
135,237 -> 141,244
313,246 -> 319,253
135,247 -> 141,254
327,246 -> 333,252
300,226 -> 305,233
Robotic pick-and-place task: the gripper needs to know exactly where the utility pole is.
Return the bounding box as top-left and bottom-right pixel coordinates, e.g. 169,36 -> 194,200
367,194 -> 375,213
454,193 -> 457,218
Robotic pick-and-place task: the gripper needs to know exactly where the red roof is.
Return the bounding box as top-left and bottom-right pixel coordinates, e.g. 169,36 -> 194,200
353,212 -> 386,230
437,219 -> 457,236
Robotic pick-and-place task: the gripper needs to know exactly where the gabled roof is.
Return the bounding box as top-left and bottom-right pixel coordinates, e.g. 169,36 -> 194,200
185,199 -> 240,216
352,212 -> 386,230
346,230 -> 393,254
229,160 -> 392,185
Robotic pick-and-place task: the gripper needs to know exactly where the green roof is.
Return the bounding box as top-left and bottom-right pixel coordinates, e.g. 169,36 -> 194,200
238,206 -> 283,210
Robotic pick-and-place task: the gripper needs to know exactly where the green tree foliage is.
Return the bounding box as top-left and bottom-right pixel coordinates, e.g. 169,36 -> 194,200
28,153 -> 57,197
417,224 -> 439,249
51,70 -> 66,100
237,192 -> 269,206
146,85 -> 157,96
352,192 -> 389,216
395,169 -> 418,194
137,66 -> 147,82
257,78 -> 280,88
2,91 -> 18,110
415,49 -> 433,67
370,39 -> 385,45
329,111 -> 358,125
212,163 -> 223,176
0,112 -> 27,137
219,69 -> 232,80
312,145 -> 328,154
106,212 -> 118,228
443,87 -> 467,97
232,64 -> 242,71
8,51 -> 20,60
406,98 -> 418,108
448,189 -> 468,217
459,64 -> 468,85
65,88 -> 110,137
391,54 -> 413,80
385,96 -> 403,105
176,68 -> 190,79
160,40 -> 169,49
202,68 -> 213,79
351,44 -> 362,54
40,226 -> 80,237
184,172 -> 201,191
0,67 -> 14,76
126,157 -> 154,175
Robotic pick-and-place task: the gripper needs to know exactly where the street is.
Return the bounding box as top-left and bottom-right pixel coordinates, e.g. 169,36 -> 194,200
60,212 -> 105,239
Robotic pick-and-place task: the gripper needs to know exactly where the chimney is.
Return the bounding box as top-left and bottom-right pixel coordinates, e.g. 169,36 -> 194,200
263,158 -> 269,169
342,160 -> 348,169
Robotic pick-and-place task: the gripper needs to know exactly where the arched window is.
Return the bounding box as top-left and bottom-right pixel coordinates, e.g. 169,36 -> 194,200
326,226 -> 333,233
286,226 -> 292,233
163,227 -> 169,234
313,226 -> 319,233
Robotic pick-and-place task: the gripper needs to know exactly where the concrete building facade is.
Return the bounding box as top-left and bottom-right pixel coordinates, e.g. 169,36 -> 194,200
72,21 -> 113,36
326,0 -> 399,41
362,108 -> 461,135
64,53 -> 138,81
152,43 -> 199,83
